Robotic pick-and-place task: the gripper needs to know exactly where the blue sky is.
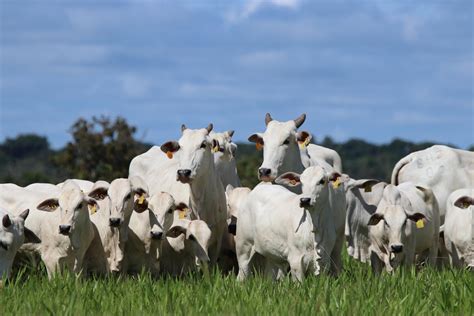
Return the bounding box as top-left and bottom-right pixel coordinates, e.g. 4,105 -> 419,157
0,0 -> 472,148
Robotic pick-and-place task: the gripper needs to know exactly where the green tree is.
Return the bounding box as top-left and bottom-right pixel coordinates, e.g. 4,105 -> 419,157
53,116 -> 150,181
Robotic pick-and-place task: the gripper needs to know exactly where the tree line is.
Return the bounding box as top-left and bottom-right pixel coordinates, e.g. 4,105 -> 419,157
1,116 -> 470,188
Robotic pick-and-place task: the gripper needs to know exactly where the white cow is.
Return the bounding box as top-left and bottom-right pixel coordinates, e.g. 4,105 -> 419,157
82,177 -> 149,275
0,208 -> 40,279
248,113 -> 342,184
130,124 -> 227,273
443,188 -> 474,269
391,145 -> 474,222
341,176 -> 387,263
0,181 -> 98,278
368,183 -> 440,273
236,166 -> 345,281
220,185 -> 251,273
209,130 -> 241,188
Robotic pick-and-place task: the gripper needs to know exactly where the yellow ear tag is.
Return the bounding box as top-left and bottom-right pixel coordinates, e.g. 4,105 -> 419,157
212,146 -> 219,153
332,178 -> 341,189
138,194 -> 146,205
89,204 -> 97,215
166,151 -> 173,159
179,208 -> 188,219
256,143 -> 263,151
298,137 -> 310,149
416,219 -> 424,229
364,185 -> 372,193
290,179 -> 297,186
463,202 -> 470,208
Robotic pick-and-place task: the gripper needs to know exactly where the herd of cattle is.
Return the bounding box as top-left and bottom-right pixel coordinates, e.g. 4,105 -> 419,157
0,113 -> 473,281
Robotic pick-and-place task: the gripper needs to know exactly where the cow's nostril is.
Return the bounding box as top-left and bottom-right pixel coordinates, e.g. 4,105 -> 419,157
258,168 -> 271,177
109,218 -> 121,227
177,169 -> 192,178
150,231 -> 163,240
300,198 -> 311,208
59,225 -> 71,235
390,245 -> 403,253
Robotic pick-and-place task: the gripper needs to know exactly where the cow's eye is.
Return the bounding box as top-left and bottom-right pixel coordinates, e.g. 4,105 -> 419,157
125,193 -> 131,200
167,208 -> 173,214
318,179 -> 325,185
283,138 -> 290,145
384,221 -> 390,228
78,203 -> 83,209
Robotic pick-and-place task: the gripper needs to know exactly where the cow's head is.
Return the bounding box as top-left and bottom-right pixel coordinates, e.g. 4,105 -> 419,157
0,209 -> 40,278
248,113 -> 309,182
161,124 -> 216,184
36,181 -> 98,236
146,192 -> 190,241
166,219 -> 212,266
209,130 -> 237,163
276,166 -> 341,209
93,176 -> 148,228
367,185 -> 426,268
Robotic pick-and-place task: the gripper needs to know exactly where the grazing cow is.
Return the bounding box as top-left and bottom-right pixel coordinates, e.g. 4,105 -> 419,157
443,188 -> 474,269
209,130 -> 241,188
0,181 -> 98,278
129,124 -> 227,273
368,183 -> 440,273
82,177 -> 149,275
0,208 -> 40,279
248,113 -> 342,185
236,166 -> 345,282
341,176 -> 387,263
391,145 -> 474,222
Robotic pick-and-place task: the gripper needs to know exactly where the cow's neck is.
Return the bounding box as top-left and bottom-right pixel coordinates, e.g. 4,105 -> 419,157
188,159 -> 219,220
280,142 -> 305,175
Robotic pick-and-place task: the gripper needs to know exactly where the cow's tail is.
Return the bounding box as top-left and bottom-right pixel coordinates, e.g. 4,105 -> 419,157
391,154 -> 414,185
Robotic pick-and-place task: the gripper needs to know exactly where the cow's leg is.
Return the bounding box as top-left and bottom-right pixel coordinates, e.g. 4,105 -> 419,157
427,235 -> 439,267
288,255 -> 304,282
330,235 -> 344,275
236,244 -> 255,282
42,253 -> 60,279
370,251 -> 384,274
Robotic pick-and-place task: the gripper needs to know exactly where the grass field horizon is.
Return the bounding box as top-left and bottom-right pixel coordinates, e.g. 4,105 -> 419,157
1,254 -> 472,315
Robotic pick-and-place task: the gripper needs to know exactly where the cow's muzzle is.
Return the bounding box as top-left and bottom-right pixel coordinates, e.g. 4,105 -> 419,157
300,198 -> 311,208
177,169 -> 192,183
109,218 -> 121,227
59,225 -> 71,235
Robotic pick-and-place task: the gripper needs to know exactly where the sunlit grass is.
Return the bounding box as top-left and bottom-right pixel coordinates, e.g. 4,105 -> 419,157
0,255 -> 472,315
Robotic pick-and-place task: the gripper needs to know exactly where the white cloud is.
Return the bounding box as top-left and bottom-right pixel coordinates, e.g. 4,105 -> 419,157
119,74 -> 151,98
239,50 -> 287,66
226,0 -> 302,22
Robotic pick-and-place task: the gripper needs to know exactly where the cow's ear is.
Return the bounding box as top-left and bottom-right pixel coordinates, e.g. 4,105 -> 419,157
88,187 -> 108,200
226,130 -> 235,138
296,131 -> 312,148
160,141 -> 180,158
211,139 -> 220,153
37,198 -> 59,212
275,172 -> 301,187
407,213 -> 426,222
348,179 -> 380,192
166,225 -> 187,238
368,213 -> 384,226
248,134 -> 264,150
2,214 -> 12,228
19,209 -> 30,221
86,198 -> 100,214
225,184 -> 234,197
454,196 -> 474,209
24,227 -> 41,244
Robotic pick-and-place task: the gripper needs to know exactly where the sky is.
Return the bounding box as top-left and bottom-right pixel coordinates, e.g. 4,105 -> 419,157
0,0 -> 473,148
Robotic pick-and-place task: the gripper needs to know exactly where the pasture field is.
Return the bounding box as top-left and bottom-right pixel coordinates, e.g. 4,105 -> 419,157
0,255 -> 472,315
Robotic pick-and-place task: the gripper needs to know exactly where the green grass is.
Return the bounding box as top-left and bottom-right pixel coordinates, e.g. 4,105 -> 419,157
1,255 -> 472,315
